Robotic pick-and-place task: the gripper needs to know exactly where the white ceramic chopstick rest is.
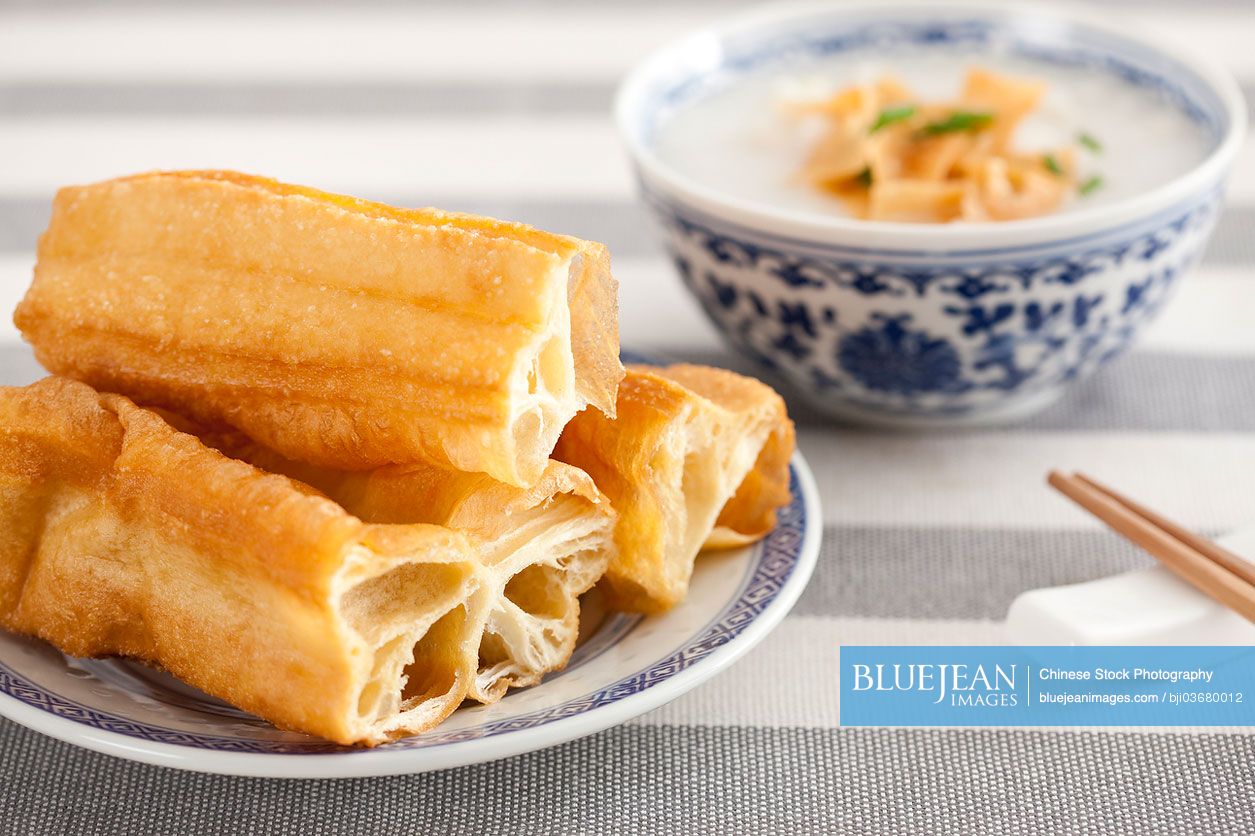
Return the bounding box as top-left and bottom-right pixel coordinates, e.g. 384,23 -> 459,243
1006,529 -> 1255,645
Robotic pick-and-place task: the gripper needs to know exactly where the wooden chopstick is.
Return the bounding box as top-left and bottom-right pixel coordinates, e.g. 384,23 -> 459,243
1073,472 -> 1255,589
1047,470 -> 1255,623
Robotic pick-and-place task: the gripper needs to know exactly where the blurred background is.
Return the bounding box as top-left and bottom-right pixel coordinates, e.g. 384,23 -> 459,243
2,0 -> 1251,375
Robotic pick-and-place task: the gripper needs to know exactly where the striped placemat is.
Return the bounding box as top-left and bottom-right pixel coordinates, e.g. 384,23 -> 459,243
2,1 -> 1254,832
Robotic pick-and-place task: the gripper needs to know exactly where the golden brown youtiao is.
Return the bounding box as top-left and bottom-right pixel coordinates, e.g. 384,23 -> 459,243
198,430 -> 616,705
554,364 -> 795,613
14,170 -> 623,486
0,377 -> 485,746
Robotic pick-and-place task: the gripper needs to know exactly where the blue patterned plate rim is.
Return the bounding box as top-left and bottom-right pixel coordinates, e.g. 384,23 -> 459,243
0,451 -> 822,778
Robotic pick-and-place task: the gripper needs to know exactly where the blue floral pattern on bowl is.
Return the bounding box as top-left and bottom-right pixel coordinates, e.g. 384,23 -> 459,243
655,192 -> 1219,423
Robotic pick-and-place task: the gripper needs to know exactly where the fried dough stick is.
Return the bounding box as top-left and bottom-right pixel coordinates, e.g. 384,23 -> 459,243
15,171 -> 623,486
0,377 -> 484,745
555,364 -> 795,613
200,430 -> 617,705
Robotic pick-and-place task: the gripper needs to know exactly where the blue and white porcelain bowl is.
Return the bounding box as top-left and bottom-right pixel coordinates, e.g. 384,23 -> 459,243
616,2 -> 1246,426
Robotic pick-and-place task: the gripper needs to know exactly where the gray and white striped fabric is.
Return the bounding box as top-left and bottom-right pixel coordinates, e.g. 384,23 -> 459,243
2,1 -> 1254,833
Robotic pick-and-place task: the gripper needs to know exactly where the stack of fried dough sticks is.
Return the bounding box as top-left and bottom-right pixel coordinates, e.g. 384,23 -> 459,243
1,171 -> 795,745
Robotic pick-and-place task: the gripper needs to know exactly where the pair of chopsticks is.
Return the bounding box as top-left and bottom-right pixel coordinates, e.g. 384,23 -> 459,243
1048,471 -> 1255,623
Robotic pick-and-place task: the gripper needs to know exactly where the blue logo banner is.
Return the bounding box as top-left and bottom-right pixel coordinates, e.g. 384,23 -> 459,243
840,646 -> 1255,726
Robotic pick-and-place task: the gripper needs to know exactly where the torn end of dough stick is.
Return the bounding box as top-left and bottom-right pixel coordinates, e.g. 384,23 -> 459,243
0,376 -> 486,746
451,461 -> 616,702
554,364 -> 795,613
14,170 -> 623,486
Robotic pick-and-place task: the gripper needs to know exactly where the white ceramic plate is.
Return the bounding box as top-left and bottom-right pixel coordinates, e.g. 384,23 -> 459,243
0,455 -> 820,778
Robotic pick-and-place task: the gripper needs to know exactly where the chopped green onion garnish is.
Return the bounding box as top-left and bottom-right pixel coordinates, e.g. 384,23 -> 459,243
855,166 -> 873,187
1079,175 -> 1104,196
1043,154 -> 1064,176
916,111 -> 994,137
869,105 -> 917,134
1077,132 -> 1103,153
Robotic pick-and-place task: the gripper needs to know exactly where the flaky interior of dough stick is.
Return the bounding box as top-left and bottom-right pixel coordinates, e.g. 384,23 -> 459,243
331,537 -> 478,741
14,170 -> 623,486
554,364 -> 795,613
457,478 -> 613,702
192,430 -> 616,705
0,377 -> 487,746
653,364 -> 796,551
